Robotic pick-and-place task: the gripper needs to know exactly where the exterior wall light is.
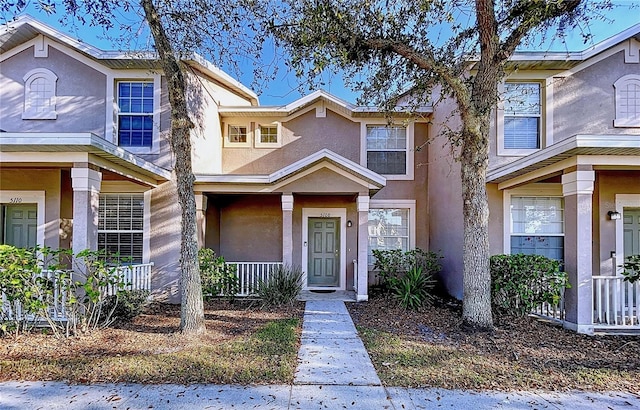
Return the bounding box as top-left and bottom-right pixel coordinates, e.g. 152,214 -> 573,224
608,211 -> 622,220
346,220 -> 353,227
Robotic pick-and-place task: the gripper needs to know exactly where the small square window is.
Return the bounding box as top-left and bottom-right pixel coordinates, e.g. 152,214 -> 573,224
228,125 -> 248,143
260,126 -> 278,143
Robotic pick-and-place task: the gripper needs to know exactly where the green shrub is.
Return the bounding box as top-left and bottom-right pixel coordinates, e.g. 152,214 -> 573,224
198,248 -> 239,300
256,265 -> 302,307
391,267 -> 436,310
372,248 -> 440,309
620,254 -> 640,283
490,253 -> 570,317
102,290 -> 150,323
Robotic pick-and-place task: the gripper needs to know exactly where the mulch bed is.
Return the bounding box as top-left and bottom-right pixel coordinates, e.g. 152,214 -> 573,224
347,293 -> 640,392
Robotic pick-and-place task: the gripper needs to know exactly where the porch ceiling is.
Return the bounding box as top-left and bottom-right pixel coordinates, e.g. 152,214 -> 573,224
488,135 -> 640,186
0,132 -> 171,186
195,148 -> 386,195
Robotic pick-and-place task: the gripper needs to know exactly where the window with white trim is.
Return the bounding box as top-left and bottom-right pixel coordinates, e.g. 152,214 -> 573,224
98,194 -> 144,263
117,81 -> 154,148
366,125 -> 407,175
613,74 -> 640,127
510,196 -> 564,261
503,82 -> 541,149
367,208 -> 409,265
22,68 -> 58,120
259,125 -> 278,143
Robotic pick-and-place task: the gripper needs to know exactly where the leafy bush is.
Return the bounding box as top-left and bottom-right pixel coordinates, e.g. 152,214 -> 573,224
256,265 -> 302,307
1,246 -> 138,337
102,290 -> 150,323
391,267 -> 435,310
198,248 -> 239,301
490,253 -> 570,317
620,254 -> 640,283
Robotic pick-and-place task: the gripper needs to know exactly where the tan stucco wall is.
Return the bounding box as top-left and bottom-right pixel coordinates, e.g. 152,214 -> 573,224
0,46 -> 107,135
149,180 -> 182,303
222,109 -> 360,174
0,168 -> 62,249
595,170 -> 640,276
216,194 -> 283,262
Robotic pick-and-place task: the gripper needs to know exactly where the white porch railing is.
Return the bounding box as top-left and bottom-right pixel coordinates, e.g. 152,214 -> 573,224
532,297 -> 565,321
226,262 -> 283,296
1,263 -> 153,322
593,275 -> 640,327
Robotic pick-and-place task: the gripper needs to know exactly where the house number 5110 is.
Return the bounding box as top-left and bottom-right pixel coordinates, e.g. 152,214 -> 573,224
320,213 -> 331,217
9,198 -> 23,203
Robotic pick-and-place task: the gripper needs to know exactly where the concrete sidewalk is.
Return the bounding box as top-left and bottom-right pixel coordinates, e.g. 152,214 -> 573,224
1,300 -> 639,409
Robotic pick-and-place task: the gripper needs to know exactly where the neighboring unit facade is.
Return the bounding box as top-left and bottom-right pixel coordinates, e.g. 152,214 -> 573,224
429,24 -> 640,333
2,16 -> 640,332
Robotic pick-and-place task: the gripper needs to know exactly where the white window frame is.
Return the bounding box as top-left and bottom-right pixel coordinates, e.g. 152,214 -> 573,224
613,74 -> 640,127
224,123 -> 251,147
503,185 -> 564,256
254,122 -> 282,148
497,77 -> 553,156
22,68 -> 58,120
367,199 -> 416,268
0,191 -> 46,247
97,190 -> 150,264
614,194 -> 640,273
360,121 -> 414,180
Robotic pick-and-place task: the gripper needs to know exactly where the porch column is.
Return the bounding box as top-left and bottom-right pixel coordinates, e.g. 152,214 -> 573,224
195,193 -> 207,248
562,169 -> 595,334
282,194 -> 294,266
71,167 -> 102,255
356,195 -> 369,302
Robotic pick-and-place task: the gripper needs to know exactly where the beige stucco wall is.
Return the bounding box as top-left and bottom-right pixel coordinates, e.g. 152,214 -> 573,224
595,170 -> 640,276
222,108 -> 360,174
0,168 -> 62,249
0,46 -> 107,135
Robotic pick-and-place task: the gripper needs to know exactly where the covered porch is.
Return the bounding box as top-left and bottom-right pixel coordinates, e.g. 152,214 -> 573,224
194,149 -> 386,301
488,134 -> 640,334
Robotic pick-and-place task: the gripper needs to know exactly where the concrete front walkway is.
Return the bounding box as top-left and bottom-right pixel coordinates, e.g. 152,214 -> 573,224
1,300 -> 639,409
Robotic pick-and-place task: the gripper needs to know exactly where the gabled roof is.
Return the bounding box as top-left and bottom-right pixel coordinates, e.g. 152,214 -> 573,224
0,15 -> 259,105
195,149 -> 386,193
218,90 -> 433,118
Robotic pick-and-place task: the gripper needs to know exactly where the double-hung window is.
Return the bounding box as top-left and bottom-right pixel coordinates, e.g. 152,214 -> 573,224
259,125 -> 278,143
367,207 -> 410,266
503,82 -> 541,150
117,81 -> 154,148
510,196 -> 564,261
366,125 -> 407,175
228,125 -> 248,144
98,194 -> 144,263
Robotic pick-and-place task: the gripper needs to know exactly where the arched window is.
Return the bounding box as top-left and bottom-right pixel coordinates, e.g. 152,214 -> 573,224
22,68 -> 58,120
614,74 -> 640,127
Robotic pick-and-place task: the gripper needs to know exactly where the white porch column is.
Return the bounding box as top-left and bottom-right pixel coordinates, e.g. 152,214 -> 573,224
195,193 -> 207,248
71,167 -> 102,255
356,195 -> 370,302
282,194 -> 294,266
562,169 -> 595,334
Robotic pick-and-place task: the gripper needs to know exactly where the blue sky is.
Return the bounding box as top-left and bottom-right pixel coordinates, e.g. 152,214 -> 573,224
10,1 -> 640,106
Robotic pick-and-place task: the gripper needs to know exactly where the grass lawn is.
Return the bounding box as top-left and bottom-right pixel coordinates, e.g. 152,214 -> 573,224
0,300 -> 304,384
348,294 -> 640,393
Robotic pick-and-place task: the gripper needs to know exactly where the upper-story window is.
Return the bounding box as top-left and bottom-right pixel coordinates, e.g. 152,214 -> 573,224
614,74 -> 640,127
503,82 -> 541,150
22,68 -> 58,120
255,124 -> 281,148
117,81 -> 154,148
365,125 -> 408,176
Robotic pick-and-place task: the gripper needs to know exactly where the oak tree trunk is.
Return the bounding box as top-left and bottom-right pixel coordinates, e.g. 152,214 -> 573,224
140,0 -> 205,335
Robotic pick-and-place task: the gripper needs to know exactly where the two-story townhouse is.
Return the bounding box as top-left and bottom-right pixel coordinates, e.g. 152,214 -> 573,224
1,16 -> 432,303
429,23 -> 640,334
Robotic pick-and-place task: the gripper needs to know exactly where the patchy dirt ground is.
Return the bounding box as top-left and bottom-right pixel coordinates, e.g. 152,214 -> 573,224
0,300 -> 304,384
347,293 -> 640,392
